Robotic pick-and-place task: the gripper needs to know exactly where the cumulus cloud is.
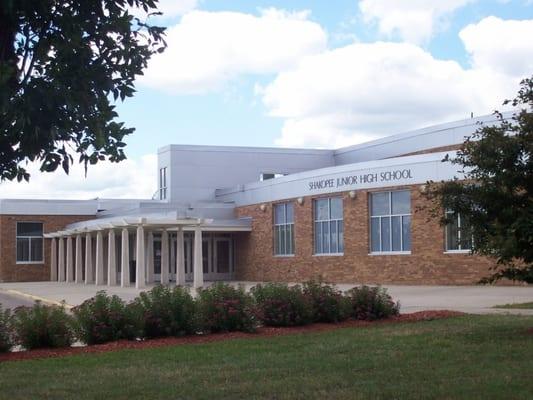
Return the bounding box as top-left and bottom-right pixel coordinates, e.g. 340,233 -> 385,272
359,0 -> 475,45
261,42 -> 493,147
0,155 -> 157,200
139,9 -> 327,93
460,16 -> 533,78
260,17 -> 533,148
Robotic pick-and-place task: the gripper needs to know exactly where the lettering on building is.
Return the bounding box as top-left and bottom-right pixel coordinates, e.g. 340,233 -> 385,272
308,169 -> 413,191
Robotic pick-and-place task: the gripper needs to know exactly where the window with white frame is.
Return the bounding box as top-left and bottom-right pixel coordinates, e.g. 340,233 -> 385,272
274,202 -> 294,255
370,191 -> 411,253
16,222 -> 44,263
445,211 -> 472,251
159,167 -> 167,200
314,197 -> 344,254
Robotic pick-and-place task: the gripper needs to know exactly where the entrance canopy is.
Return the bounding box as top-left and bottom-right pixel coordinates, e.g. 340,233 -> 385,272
44,212 -> 252,290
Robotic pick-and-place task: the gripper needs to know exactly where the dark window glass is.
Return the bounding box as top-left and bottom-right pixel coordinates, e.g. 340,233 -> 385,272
16,222 -> 43,262
370,192 -> 411,253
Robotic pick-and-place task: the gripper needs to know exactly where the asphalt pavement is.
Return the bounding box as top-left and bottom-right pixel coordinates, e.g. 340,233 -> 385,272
0,291 -> 35,310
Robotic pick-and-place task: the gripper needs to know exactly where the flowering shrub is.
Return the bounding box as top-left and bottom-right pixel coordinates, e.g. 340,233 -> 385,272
345,285 -> 400,320
302,280 -> 352,323
72,291 -> 138,345
12,301 -> 73,349
251,283 -> 313,327
0,304 -> 13,352
129,285 -> 196,339
196,283 -> 257,333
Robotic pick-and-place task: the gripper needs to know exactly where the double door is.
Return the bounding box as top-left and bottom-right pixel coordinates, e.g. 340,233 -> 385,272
154,233 -> 234,282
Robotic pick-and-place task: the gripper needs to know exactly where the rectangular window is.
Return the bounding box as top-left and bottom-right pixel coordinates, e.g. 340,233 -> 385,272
370,191 -> 411,253
16,222 -> 44,263
445,211 -> 472,251
314,197 -> 344,254
274,202 -> 294,256
159,167 -> 167,200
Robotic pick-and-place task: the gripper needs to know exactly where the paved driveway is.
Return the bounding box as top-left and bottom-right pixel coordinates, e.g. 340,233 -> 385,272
0,291 -> 34,310
0,281 -> 532,315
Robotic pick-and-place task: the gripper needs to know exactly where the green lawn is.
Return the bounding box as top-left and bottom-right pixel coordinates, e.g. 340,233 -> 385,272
493,302 -> 533,309
1,315 -> 532,400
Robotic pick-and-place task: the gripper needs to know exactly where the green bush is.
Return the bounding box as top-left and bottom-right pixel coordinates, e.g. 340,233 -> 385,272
302,280 -> 352,323
251,283 -> 313,327
346,285 -> 400,320
196,283 -> 257,333
130,285 -> 196,339
72,291 -> 138,345
12,301 -> 73,350
0,304 -> 13,352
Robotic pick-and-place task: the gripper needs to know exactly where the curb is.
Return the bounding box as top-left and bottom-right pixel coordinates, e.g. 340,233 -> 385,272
0,288 -> 74,310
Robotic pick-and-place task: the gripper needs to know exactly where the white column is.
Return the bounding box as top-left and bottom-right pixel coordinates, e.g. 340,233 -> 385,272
95,230 -> 105,285
66,236 -> 74,282
75,235 -> 83,283
107,230 -> 117,286
135,225 -> 146,289
85,233 -> 93,284
50,238 -> 57,281
121,228 -> 130,287
193,226 -> 203,289
58,237 -> 65,282
160,230 -> 169,285
176,227 -> 186,286
146,231 -> 154,284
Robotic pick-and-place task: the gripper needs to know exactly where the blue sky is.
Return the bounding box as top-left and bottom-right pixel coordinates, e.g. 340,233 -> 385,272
2,0 -> 532,198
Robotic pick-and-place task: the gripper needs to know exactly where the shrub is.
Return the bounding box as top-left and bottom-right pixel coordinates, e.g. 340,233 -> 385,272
130,285 -> 196,339
303,280 -> 352,323
12,301 -> 73,350
72,291 -> 138,345
0,304 -> 13,352
251,283 -> 313,327
196,283 -> 257,333
346,285 -> 400,320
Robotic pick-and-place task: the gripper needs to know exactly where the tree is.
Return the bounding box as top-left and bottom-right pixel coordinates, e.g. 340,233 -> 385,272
0,0 -> 166,181
426,76 -> 533,283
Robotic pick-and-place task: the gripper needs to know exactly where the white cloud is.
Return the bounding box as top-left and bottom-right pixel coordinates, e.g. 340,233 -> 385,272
0,155 -> 157,200
359,0 -> 475,45
261,14 -> 533,148
460,16 -> 533,78
139,9 -> 327,93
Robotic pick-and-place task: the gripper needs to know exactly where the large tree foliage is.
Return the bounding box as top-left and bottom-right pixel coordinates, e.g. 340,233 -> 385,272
0,0 -> 165,181
426,76 -> 533,283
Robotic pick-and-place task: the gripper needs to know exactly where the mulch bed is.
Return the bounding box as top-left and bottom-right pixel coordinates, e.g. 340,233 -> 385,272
0,310 -> 463,363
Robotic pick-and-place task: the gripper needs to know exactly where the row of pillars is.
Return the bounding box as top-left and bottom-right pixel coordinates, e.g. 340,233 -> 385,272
49,225 -> 204,289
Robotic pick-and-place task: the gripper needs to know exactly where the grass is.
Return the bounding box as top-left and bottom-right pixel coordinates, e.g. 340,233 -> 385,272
493,302 -> 533,309
0,314 -> 532,400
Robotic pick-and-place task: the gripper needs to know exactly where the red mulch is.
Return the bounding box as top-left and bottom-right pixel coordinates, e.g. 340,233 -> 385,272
0,310 -> 463,363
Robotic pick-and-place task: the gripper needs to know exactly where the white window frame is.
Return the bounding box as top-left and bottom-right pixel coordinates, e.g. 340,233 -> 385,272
16,221 -> 44,264
370,191 -> 411,255
159,167 -> 167,200
444,211 -> 473,253
274,202 -> 295,256
313,197 -> 344,256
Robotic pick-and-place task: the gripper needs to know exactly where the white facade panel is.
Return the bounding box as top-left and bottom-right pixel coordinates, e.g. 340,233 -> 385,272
216,152 -> 463,206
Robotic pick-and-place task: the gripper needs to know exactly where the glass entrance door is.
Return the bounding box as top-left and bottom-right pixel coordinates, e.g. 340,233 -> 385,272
212,237 -> 233,280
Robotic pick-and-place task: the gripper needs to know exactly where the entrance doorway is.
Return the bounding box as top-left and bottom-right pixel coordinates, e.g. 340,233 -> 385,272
154,232 -> 235,282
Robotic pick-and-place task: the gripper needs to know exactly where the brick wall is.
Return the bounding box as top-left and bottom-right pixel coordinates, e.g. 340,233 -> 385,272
234,184 -> 498,285
0,215 -> 93,282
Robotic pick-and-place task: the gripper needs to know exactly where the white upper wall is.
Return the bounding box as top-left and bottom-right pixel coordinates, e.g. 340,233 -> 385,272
333,112 -> 509,164
157,144 -> 334,203
160,112 -> 509,204
215,151 -> 462,206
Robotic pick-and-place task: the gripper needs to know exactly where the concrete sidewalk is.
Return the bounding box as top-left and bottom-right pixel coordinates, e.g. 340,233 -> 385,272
0,281 -> 532,315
